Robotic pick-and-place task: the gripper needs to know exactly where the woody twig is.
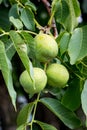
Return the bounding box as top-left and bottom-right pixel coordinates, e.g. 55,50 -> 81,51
41,0 -> 58,37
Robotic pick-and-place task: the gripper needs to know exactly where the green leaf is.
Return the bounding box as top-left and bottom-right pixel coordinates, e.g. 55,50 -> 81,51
19,0 -> 27,4
68,26 -> 87,65
81,80 -> 87,116
20,8 -> 35,31
47,87 -> 65,100
51,0 -> 60,14
9,4 -> 19,18
20,31 -> 36,59
10,16 -> 23,30
62,79 -> 81,111
59,32 -> 70,55
0,0 -> 2,4
52,0 -> 69,28
76,58 -> 87,79
40,97 -> 81,129
81,65 -> 87,78
9,0 -> 16,5
0,40 -> 16,109
5,39 -> 16,60
66,0 -> 80,31
35,120 -> 57,130
53,0 -> 80,32
16,124 -> 26,130
9,31 -> 34,81
25,1 -> 36,12
80,58 -> 87,78
9,2 -> 22,30
72,0 -> 81,17
17,102 -> 34,126
0,35 -> 16,60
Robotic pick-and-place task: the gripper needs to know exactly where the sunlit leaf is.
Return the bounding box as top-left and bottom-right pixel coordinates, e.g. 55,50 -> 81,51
10,16 -> 23,30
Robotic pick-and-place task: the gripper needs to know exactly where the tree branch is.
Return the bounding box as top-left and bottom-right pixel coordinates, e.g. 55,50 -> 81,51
41,0 -> 58,38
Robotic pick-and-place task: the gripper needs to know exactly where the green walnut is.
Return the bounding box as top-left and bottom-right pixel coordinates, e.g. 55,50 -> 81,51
19,67 -> 47,95
46,63 -> 69,88
34,33 -> 58,62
